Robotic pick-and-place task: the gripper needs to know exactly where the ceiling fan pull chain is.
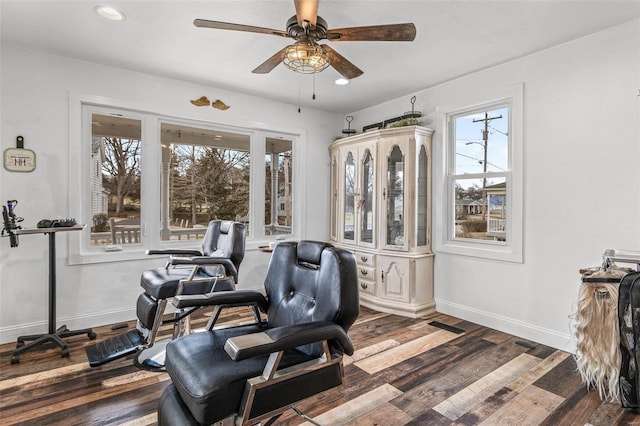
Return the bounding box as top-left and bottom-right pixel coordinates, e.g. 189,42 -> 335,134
313,74 -> 316,100
298,74 -> 302,113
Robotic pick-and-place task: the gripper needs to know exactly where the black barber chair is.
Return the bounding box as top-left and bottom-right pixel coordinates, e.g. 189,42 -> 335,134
158,241 -> 359,426
86,220 -> 245,370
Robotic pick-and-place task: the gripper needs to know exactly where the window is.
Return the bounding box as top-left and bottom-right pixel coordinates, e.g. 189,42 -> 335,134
70,95 -> 300,263
160,122 -> 251,240
437,84 -> 523,262
451,106 -> 509,242
90,113 -> 142,247
264,137 -> 293,236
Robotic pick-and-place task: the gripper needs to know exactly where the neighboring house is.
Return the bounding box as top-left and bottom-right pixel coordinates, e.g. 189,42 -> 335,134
455,198 -> 483,216
90,137 -> 109,217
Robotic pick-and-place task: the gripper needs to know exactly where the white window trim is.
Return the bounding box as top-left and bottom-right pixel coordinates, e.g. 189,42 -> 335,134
68,92 -> 305,265
434,83 -> 524,263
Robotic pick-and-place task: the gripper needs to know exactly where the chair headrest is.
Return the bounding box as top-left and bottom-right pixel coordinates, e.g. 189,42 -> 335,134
219,221 -> 231,234
296,241 -> 333,266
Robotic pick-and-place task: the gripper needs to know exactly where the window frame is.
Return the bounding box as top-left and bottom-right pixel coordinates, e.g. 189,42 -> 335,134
435,83 -> 523,263
68,93 -> 303,264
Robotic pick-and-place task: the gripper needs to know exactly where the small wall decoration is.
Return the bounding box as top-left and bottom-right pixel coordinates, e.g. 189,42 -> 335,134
4,136 -> 36,172
190,96 -> 210,107
212,99 -> 230,110
190,96 -> 230,110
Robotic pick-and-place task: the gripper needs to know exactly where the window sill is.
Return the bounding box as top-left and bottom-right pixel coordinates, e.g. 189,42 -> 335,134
69,238 -> 294,265
70,247 -> 153,265
435,239 -> 523,263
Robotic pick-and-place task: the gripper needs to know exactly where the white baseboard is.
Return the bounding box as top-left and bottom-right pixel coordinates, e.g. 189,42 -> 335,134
0,308 -> 136,345
435,299 -> 576,354
0,285 -> 267,345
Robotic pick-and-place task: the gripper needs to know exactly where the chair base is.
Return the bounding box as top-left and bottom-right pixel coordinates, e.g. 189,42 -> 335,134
158,383 -> 327,426
12,325 -> 96,364
85,329 -> 146,367
134,338 -> 171,371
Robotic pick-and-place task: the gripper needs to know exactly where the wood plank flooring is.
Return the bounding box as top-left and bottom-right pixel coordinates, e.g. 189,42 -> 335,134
1,306 -> 639,425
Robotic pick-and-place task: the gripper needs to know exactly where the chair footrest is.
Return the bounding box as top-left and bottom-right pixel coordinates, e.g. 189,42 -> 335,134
86,329 -> 146,367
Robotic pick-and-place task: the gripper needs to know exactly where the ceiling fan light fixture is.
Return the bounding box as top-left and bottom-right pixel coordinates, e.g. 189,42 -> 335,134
94,5 -> 126,21
282,40 -> 330,74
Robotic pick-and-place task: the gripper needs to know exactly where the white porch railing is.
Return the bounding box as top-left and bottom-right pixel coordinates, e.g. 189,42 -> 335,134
90,227 -> 207,245
487,218 -> 506,238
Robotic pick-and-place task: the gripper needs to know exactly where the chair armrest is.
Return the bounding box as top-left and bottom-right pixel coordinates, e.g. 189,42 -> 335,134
225,321 -> 354,361
170,257 -> 238,280
173,289 -> 268,310
146,249 -> 203,256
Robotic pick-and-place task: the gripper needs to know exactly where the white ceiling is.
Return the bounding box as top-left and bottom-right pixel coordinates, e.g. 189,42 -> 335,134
2,1 -> 639,113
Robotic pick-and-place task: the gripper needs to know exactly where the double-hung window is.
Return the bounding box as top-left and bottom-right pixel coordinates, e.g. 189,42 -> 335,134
438,84 -> 523,262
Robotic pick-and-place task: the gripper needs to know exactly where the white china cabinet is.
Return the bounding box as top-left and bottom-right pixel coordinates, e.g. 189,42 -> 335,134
330,126 -> 434,318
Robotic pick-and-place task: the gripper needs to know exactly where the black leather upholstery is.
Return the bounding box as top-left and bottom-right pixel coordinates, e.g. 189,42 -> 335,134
264,241 -> 358,356
159,241 -> 359,425
140,220 -> 245,299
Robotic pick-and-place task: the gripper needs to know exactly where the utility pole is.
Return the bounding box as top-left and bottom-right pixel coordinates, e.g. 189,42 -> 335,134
473,111 -> 502,188
473,111 -> 502,221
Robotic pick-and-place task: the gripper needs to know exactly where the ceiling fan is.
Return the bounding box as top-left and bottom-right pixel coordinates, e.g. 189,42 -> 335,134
193,0 -> 416,79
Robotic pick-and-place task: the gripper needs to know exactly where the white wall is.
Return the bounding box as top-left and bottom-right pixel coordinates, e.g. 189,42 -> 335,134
0,45 -> 342,343
350,20 -> 640,351
2,20 -> 638,351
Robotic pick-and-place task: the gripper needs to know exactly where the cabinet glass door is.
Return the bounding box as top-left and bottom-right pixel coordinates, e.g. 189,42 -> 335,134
386,145 -> 405,246
417,145 -> 428,246
344,151 -> 355,241
330,153 -> 338,241
360,149 -> 374,244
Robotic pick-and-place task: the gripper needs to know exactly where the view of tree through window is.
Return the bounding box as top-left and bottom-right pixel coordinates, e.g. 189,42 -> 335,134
90,113 -> 142,246
452,106 -> 509,241
161,123 -> 250,240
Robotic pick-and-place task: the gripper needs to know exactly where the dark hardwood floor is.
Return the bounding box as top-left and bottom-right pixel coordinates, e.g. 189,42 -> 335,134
1,306 -> 639,425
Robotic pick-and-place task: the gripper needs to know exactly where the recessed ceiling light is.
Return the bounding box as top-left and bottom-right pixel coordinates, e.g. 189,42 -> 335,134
94,5 -> 126,21
335,78 -> 350,85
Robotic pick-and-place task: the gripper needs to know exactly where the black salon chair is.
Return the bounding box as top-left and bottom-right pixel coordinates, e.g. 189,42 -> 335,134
86,220 -> 246,370
157,241 -> 359,426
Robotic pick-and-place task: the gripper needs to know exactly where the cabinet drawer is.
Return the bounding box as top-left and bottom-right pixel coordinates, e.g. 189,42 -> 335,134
356,251 -> 376,267
358,279 -> 375,295
357,265 -> 375,281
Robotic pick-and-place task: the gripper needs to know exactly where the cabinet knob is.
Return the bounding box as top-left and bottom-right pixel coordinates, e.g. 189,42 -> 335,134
360,269 -> 368,276
361,256 -> 368,262
360,282 -> 368,289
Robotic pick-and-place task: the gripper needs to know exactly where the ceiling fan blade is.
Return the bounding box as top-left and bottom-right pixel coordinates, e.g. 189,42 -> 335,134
323,45 -> 363,80
194,19 -> 290,38
294,0 -> 318,27
326,23 -> 416,42
252,46 -> 288,74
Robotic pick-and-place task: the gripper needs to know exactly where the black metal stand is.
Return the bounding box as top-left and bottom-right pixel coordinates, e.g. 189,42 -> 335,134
11,226 -> 96,364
